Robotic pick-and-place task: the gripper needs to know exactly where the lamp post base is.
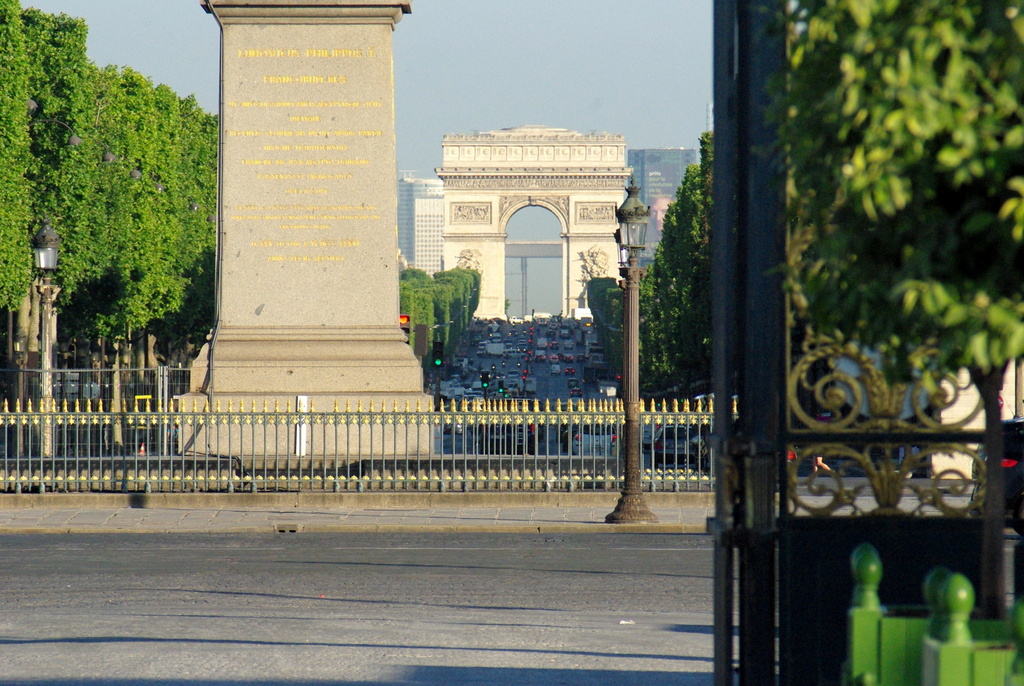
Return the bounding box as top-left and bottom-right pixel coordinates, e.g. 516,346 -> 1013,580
605,493 -> 660,524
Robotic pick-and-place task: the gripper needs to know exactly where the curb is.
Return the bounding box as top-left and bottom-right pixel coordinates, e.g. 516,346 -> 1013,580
0,522 -> 708,535
0,490 -> 715,510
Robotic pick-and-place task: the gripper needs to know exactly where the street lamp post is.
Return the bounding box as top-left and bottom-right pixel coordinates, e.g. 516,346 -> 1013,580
606,179 -> 658,524
33,222 -> 61,458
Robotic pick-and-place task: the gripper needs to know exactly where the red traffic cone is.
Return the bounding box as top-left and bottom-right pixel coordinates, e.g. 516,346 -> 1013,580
138,443 -> 146,456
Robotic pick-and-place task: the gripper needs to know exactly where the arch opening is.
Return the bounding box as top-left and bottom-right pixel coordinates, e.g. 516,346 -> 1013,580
504,206 -> 563,318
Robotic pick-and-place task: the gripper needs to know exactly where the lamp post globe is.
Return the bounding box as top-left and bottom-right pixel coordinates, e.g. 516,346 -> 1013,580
606,177 -> 658,524
32,221 -> 62,458
32,222 -> 60,271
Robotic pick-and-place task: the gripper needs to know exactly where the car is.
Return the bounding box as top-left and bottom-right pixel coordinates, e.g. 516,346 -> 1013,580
569,386 -> 584,397
564,367 -> 576,376
650,425 -> 709,469
1000,418 -> 1024,534
476,423 -> 536,455
571,424 -> 617,456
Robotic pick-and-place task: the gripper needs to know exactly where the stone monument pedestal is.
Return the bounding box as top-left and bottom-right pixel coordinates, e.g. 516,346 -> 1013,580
200,0 -> 428,416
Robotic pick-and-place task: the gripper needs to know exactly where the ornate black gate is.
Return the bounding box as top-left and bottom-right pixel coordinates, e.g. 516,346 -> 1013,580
710,2 -> 997,684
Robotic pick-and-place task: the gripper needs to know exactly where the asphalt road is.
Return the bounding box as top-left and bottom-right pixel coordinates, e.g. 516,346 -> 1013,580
0,532 -> 715,686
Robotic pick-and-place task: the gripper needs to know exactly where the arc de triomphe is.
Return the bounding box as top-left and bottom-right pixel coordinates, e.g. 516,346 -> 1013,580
436,126 -> 630,319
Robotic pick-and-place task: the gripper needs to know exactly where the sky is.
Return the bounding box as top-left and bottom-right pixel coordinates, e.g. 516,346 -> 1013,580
23,0 -> 714,315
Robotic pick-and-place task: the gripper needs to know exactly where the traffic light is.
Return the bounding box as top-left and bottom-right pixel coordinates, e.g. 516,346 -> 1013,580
480,372 -> 490,389
399,313 -> 411,336
431,340 -> 444,367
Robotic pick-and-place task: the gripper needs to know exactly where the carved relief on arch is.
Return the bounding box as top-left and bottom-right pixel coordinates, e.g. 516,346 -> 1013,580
450,202 -> 492,224
575,202 -> 616,223
498,195 -> 569,225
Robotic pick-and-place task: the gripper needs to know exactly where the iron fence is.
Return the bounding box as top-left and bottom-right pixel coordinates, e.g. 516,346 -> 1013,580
0,397 -> 716,493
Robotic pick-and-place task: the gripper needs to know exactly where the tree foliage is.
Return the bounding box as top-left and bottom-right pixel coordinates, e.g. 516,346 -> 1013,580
781,0 -> 1024,381
639,132 -> 713,395
0,0 -> 33,309
5,5 -> 218,366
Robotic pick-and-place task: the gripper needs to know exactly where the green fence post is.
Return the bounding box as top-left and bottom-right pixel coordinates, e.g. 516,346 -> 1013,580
922,572 -> 974,686
1010,598 -> 1024,686
844,543 -> 884,686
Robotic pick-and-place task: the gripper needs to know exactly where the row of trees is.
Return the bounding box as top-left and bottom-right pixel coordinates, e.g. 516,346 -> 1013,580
399,267 -> 480,368
0,2 -> 218,370
638,132 -> 713,396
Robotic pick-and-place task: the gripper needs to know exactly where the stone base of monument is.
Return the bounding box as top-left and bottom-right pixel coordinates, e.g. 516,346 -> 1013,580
179,332 -> 433,467
208,329 -> 424,397
174,394 -> 436,478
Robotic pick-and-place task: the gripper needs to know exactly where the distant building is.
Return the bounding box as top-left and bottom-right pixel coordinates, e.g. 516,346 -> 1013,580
397,173 -> 443,265
626,148 -> 698,248
413,196 -> 445,274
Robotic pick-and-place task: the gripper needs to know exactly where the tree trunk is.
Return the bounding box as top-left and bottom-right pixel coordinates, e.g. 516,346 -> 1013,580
973,365 -> 1007,619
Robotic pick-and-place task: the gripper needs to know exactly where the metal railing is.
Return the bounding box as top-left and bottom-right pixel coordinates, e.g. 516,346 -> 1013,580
0,397 -> 716,493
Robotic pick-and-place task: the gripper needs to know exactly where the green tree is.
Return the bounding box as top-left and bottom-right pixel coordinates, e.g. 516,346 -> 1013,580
779,0 -> 1024,617
0,0 -> 33,312
15,6 -> 218,367
639,132 -> 713,396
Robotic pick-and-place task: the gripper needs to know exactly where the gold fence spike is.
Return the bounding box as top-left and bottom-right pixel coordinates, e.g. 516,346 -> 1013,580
74,398 -> 81,412
28,398 -> 34,413
672,398 -> 679,412
639,398 -> 646,412
708,397 -> 714,413
733,396 -> 738,413
132,398 -> 138,412
555,398 -> 562,412
228,399 -> 234,413
345,399 -> 351,412
439,399 -> 446,412
215,399 -> 222,412
415,398 -> 421,412
683,398 -> 690,413
2,399 -> 7,412
272,399 -> 279,412
286,400 -> 292,413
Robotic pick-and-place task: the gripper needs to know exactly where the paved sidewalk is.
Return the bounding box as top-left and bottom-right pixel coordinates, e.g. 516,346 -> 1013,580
0,492 -> 714,534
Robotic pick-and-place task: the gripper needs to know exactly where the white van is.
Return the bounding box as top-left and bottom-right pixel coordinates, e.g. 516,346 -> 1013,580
550,364 -> 561,375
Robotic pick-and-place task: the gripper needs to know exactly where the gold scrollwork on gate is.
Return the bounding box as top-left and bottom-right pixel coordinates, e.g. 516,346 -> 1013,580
786,329 -> 985,517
